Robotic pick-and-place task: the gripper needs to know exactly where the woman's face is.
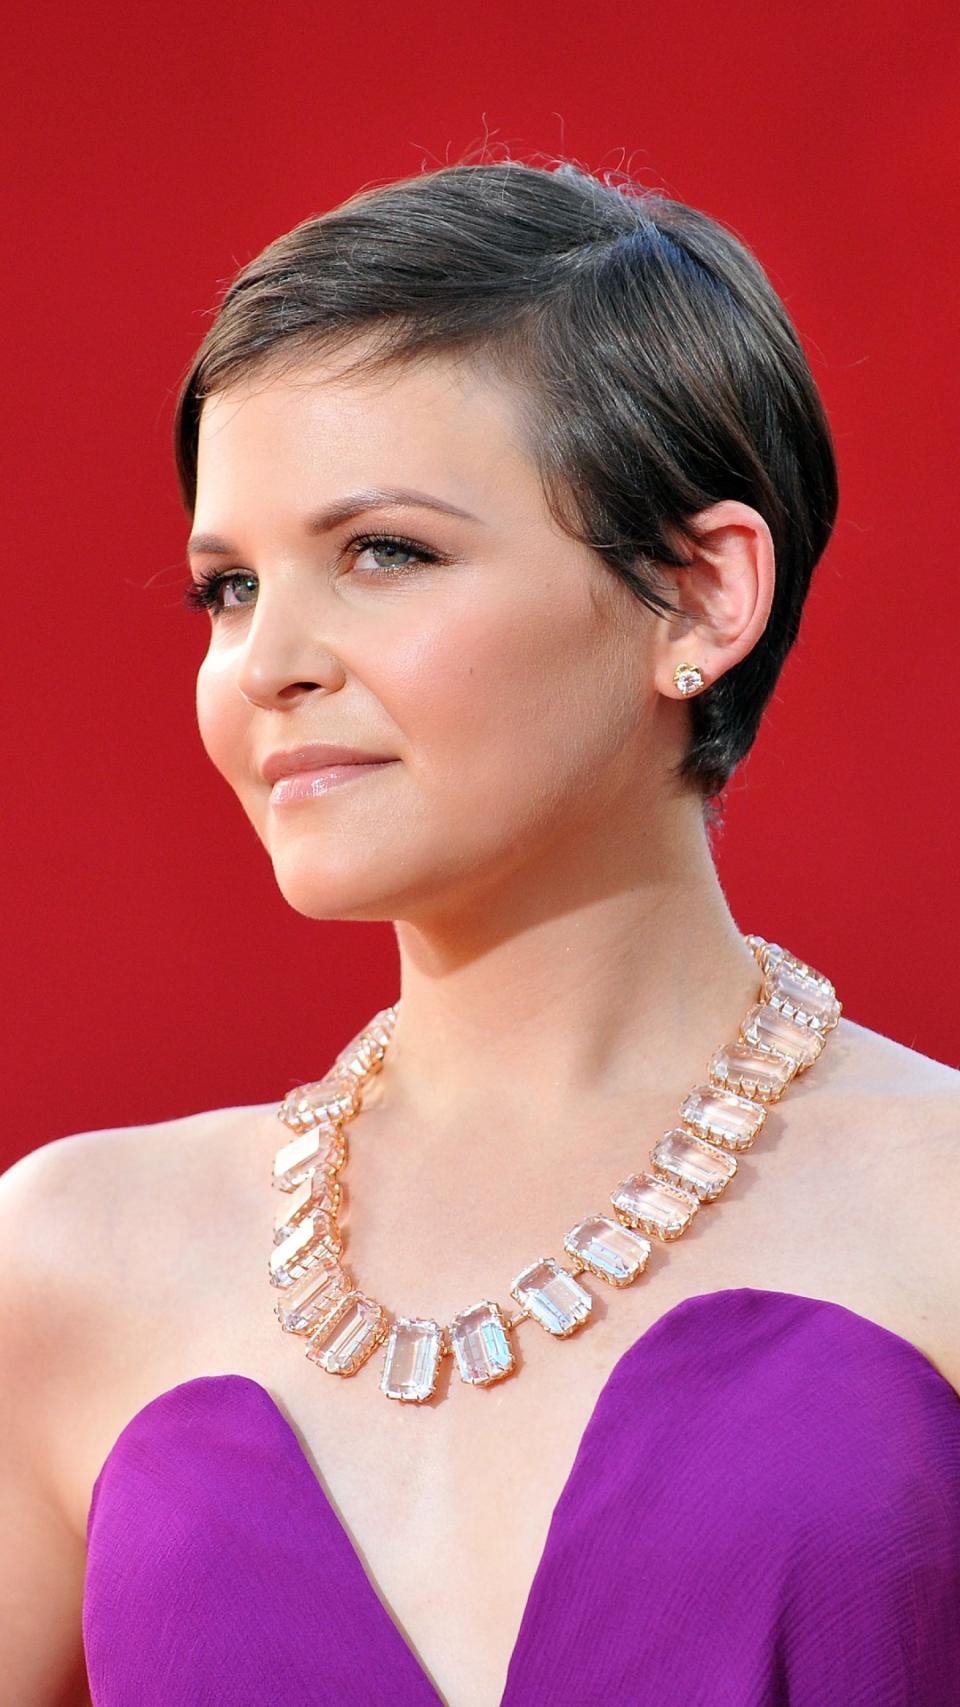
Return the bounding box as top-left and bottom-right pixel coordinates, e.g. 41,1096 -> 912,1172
190,345 -> 679,925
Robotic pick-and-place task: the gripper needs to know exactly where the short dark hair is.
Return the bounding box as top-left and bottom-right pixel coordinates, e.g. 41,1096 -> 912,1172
172,156 -> 839,801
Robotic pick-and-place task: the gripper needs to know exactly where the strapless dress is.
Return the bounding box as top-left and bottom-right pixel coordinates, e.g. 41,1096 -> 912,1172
82,1286 -> 960,1705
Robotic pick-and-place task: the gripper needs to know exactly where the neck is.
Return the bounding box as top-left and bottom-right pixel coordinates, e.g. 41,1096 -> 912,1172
377,791 -> 761,1139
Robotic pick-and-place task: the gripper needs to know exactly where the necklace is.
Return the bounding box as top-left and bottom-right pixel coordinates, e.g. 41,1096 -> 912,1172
268,935 -> 840,1403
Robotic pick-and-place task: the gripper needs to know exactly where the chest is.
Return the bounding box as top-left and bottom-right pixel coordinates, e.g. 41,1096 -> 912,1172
83,1264 -> 957,1707
236,1286 -> 701,1704
81,1098 -> 950,1705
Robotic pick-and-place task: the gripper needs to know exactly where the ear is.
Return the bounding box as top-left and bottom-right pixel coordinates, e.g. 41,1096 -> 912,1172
651,500 -> 775,699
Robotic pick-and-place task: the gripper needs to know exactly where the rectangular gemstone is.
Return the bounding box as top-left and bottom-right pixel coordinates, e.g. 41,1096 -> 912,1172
762,954 -> 840,1029
305,1291 -> 388,1375
708,1041 -> 798,1101
449,1300 -> 515,1385
611,1173 -> 699,1240
277,1076 -> 360,1137
330,1013 -> 395,1082
272,1170 -> 342,1244
274,1260 -> 352,1333
272,1121 -> 346,1192
741,1002 -> 825,1066
680,1085 -> 767,1149
510,1257 -> 593,1336
380,1317 -> 443,1402
651,1128 -> 738,1201
268,1209 -> 340,1288
564,1215 -> 652,1286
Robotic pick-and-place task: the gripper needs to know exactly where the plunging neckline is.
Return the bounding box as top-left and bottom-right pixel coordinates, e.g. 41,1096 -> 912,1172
85,1286 -> 958,1706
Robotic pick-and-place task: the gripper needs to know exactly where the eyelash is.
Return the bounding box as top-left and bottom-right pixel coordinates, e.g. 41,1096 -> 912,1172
182,531 -> 444,616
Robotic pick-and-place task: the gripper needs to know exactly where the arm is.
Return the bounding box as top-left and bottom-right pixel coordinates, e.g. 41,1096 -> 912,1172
0,1141 -> 98,1707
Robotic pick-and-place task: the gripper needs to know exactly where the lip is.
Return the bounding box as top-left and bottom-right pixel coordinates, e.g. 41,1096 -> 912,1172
269,762 -> 395,805
260,743 -> 396,786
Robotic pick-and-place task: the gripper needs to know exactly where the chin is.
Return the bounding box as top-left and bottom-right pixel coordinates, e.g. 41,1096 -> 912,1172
266,849 -> 401,924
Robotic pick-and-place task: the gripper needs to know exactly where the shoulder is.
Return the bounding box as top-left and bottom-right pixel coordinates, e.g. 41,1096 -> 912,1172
0,1100 -> 279,1221
812,1011 -> 957,1114
778,1012 -> 958,1203
812,1014 -> 959,1203
0,1100 -> 274,1293
814,1015 -> 960,1384
0,1099 -> 283,1305
2,1099 -> 273,1249
0,1104 -> 278,1489
823,1017 -> 956,1276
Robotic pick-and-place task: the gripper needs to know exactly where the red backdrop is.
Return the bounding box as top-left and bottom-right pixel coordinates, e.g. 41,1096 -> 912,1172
3,1 -> 957,1171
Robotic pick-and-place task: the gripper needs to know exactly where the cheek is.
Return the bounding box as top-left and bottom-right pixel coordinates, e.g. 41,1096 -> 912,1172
386,588 -> 641,813
195,649 -> 247,785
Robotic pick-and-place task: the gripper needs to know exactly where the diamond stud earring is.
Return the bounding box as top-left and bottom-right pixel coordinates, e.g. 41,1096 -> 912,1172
673,662 -> 706,696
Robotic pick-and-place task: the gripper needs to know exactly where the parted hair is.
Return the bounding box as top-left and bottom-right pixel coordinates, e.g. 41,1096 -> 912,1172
172,155 -> 839,800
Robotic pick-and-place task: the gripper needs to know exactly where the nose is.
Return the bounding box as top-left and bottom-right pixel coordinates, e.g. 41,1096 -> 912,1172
234,583 -> 347,709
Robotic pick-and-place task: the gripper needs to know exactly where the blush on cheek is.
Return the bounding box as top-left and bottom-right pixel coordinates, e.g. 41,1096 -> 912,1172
194,657 -> 248,791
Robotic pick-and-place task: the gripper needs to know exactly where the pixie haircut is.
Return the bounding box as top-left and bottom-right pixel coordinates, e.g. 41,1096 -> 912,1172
173,156 -> 839,801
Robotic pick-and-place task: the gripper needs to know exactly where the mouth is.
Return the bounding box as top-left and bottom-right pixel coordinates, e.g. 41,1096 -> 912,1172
268,760 -> 397,805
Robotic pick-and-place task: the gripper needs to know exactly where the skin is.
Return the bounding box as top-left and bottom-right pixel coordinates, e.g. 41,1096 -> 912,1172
2,340 -> 958,1707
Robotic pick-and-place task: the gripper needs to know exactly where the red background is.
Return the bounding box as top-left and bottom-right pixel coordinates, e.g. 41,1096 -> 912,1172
3,2 -> 957,1172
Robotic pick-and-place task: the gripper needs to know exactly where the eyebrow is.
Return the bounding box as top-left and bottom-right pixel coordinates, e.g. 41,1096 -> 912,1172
186,487 -> 482,557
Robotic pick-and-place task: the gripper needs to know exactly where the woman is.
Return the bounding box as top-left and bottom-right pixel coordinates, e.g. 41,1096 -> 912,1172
2,158 -> 958,1707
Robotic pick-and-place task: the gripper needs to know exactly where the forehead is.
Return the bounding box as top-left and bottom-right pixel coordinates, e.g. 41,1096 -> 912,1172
190,345 -> 561,551
196,346 -> 536,498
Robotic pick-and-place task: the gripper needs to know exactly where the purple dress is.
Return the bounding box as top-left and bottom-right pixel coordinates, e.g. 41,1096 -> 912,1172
82,1288 -> 960,1705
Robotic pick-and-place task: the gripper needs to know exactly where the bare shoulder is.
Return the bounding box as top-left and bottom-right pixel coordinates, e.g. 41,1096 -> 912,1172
823,1011 -> 956,1084
0,1098 -> 282,1336
0,1100 -> 278,1242
0,1104 -> 277,1493
811,1015 -> 960,1373
0,1098 -> 278,1309
821,1010 -> 958,1113
812,1014 -> 959,1193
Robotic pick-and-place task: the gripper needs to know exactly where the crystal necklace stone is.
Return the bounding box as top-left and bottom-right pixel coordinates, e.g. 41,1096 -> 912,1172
650,1128 -> 739,1201
708,1041 -> 798,1101
509,1256 -> 594,1337
272,1169 -> 342,1245
268,1209 -> 342,1288
765,959 -> 841,1029
563,1215 -> 652,1285
448,1300 -> 515,1385
611,1172 -> 700,1240
380,1317 -> 445,1402
756,944 -> 841,1031
272,1121 -> 347,1193
278,1077 -> 361,1137
679,1085 -> 766,1149
741,1002 -> 825,1066
274,1258 -> 353,1334
305,1290 -> 388,1375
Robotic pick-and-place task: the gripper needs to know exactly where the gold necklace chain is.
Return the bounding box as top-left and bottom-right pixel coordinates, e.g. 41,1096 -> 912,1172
268,935 -> 840,1403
